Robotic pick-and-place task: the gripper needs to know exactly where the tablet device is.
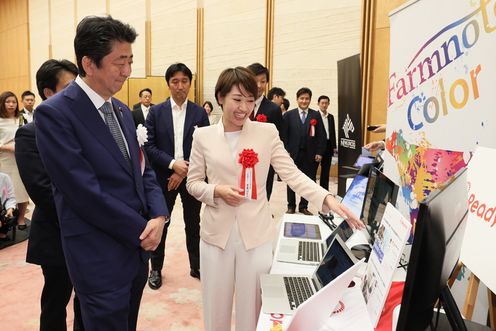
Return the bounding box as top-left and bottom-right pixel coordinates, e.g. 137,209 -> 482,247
283,222 -> 321,240
354,155 -> 376,168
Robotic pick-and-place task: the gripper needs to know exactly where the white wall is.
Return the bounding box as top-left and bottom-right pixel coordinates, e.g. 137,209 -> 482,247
273,0 -> 361,117
28,0 -> 361,115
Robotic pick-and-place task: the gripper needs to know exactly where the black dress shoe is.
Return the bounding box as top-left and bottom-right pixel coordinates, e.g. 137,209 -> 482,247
286,207 -> 296,214
148,270 -> 162,290
17,224 -> 27,230
299,208 -> 313,216
190,268 -> 200,280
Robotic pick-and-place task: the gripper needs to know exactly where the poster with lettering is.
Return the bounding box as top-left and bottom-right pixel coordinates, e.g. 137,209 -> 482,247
384,0 -> 495,238
460,146 -> 496,294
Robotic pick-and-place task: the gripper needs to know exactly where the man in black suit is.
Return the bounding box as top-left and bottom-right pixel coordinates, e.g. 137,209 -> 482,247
247,63 -> 283,200
20,90 -> 36,124
144,63 -> 210,289
317,95 -> 337,191
267,86 -> 286,108
15,59 -> 84,331
282,87 -> 326,215
131,88 -> 153,127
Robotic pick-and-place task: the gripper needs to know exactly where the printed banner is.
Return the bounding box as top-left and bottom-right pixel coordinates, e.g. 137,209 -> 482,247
385,0 -> 496,235
460,146 -> 496,294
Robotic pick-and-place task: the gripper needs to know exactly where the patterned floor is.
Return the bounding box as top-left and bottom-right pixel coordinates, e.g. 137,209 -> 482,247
0,177 -> 337,331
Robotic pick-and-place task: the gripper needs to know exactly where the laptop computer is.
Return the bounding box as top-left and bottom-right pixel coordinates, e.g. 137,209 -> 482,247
286,260 -> 365,331
276,174 -> 369,265
261,236 -> 361,315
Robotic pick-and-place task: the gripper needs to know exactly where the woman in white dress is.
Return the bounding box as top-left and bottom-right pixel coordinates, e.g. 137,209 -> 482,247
0,91 -> 29,229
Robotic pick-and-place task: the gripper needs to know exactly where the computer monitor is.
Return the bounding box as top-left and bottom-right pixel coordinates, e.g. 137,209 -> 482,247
396,168 -> 468,331
361,168 -> 399,242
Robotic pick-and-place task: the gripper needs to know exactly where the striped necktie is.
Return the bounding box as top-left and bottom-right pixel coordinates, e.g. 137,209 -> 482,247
100,102 -> 130,162
300,111 -> 307,124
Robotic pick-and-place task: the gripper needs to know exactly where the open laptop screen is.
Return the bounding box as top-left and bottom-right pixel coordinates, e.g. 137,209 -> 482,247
341,174 -> 369,218
315,238 -> 356,287
361,168 -> 399,242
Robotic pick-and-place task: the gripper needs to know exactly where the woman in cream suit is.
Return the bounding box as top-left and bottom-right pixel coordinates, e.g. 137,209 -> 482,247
187,67 -> 361,331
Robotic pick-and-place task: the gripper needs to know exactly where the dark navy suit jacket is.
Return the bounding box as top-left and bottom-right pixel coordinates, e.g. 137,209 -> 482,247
15,122 -> 65,267
282,108 -> 327,161
35,81 -> 168,293
144,98 -> 209,189
255,96 -> 283,137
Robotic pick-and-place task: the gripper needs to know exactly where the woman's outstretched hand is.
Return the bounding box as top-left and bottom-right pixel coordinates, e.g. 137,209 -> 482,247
324,195 -> 365,229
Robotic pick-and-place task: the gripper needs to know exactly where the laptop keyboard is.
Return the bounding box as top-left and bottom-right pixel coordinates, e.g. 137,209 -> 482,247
297,241 -> 322,262
283,276 -> 315,310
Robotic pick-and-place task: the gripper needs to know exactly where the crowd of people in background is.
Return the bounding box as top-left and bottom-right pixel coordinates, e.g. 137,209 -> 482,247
0,14 -> 349,331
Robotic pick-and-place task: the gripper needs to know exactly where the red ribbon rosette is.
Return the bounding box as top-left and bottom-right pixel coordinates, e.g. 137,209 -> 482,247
256,114 -> 268,122
309,118 -> 317,137
238,149 -> 259,200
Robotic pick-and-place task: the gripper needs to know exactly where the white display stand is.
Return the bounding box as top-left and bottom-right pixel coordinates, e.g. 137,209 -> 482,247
256,214 -> 374,331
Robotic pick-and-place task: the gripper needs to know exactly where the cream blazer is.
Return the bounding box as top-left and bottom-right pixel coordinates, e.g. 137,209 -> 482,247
186,120 -> 329,250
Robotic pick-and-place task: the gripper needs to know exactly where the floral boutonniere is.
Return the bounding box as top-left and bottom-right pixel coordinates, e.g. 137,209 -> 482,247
136,124 -> 148,175
256,114 -> 268,123
309,118 -> 317,137
238,149 -> 259,200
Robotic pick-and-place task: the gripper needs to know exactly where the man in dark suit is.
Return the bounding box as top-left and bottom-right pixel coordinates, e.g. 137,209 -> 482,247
20,90 -> 36,124
267,86 -> 286,108
144,63 -> 209,289
317,95 -> 337,191
16,59 -> 84,331
282,87 -> 326,215
35,16 -> 169,331
131,88 -> 153,127
247,63 -> 283,200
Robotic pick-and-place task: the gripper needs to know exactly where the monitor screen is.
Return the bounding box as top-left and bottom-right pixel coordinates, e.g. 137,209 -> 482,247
361,168 -> 399,241
315,237 -> 355,287
354,155 -> 376,168
341,174 -> 369,218
396,168 -> 468,331
283,222 -> 321,240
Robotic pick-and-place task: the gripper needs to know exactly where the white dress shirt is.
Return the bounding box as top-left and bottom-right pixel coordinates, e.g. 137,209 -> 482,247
319,110 -> 330,140
253,95 -> 264,117
168,98 -> 187,169
141,104 -> 150,121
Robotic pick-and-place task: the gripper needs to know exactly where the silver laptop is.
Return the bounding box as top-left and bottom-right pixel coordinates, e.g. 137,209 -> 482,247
276,174 -> 369,265
261,236 -> 360,315
287,259 -> 365,331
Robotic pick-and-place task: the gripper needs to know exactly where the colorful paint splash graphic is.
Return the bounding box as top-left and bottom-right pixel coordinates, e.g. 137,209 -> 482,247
386,130 -> 471,238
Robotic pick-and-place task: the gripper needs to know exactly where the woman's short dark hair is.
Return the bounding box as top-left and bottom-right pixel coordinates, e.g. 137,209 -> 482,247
74,15 -> 137,77
214,67 -> 258,107
202,101 -> 213,110
0,91 -> 19,118
36,59 -> 79,100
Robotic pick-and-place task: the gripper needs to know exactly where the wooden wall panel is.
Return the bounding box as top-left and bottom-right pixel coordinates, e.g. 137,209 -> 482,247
0,0 -> 30,98
362,0 -> 408,144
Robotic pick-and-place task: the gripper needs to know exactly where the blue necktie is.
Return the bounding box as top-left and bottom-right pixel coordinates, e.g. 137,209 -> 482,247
300,111 -> 307,124
100,102 -> 130,162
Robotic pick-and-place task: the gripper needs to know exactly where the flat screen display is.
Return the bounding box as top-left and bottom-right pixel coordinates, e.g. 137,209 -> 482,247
283,222 -> 321,240
315,238 -> 355,287
341,174 -> 369,218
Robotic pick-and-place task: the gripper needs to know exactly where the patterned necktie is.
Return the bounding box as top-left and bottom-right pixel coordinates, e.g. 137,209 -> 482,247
300,111 -> 307,124
100,102 -> 130,162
